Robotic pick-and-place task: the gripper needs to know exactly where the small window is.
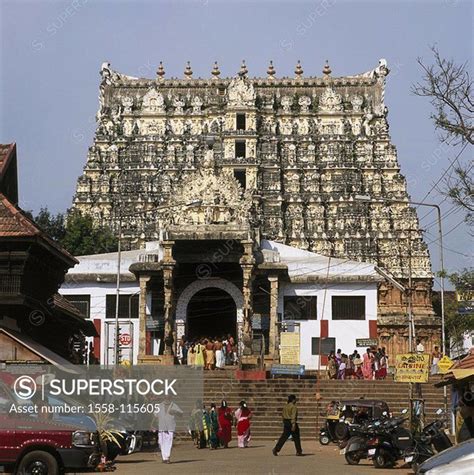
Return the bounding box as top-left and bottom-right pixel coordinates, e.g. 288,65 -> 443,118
312,337 -> 336,356
64,294 -> 91,319
106,295 -> 139,319
235,141 -> 246,158
332,296 -> 366,320
236,113 -> 246,130
234,170 -> 246,189
284,296 -> 317,320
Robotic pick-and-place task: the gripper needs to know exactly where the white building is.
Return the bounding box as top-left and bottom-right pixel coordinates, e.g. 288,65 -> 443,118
60,240 -> 382,369
262,241 -> 380,369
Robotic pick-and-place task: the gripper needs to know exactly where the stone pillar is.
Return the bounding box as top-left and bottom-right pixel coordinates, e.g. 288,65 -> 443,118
162,241 -> 176,356
268,275 -> 279,361
240,240 -> 255,355
138,275 -> 151,358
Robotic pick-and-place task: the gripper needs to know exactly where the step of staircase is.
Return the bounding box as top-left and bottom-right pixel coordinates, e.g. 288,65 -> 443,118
201,375 -> 448,440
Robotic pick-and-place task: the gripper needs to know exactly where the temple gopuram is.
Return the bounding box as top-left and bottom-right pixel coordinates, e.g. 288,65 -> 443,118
71,59 -> 439,362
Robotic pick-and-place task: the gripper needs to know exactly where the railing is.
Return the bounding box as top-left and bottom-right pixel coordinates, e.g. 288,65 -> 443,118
138,253 -> 161,263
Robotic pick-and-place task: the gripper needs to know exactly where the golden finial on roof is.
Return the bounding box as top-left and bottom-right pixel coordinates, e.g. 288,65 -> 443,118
267,60 -> 276,79
156,61 -> 165,79
238,60 -> 248,77
184,61 -> 193,78
295,60 -> 303,79
211,61 -> 220,78
323,59 -> 332,77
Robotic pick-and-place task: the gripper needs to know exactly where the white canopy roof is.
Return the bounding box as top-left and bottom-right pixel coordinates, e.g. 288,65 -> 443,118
260,240 -> 381,283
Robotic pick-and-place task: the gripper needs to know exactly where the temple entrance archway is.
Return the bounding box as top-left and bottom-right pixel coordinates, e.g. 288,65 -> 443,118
175,278 -> 244,345
187,288 -> 237,340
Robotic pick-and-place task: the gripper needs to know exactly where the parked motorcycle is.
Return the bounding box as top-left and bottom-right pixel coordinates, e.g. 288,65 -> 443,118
405,413 -> 452,472
370,409 -> 452,469
341,420 -> 380,465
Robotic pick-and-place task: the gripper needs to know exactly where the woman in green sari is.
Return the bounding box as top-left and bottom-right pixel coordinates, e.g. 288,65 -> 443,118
208,403 -> 219,449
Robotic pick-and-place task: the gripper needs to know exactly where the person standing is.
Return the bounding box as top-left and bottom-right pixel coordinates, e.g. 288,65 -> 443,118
353,352 -> 363,379
194,340 -> 205,367
228,334 -> 236,365
177,337 -> 187,365
362,348 -> 374,380
187,342 -> 196,366
204,339 -> 215,370
217,400 -> 233,448
234,400 -> 252,448
272,394 -> 303,456
346,354 -> 355,380
338,354 -> 347,380
327,352 -> 337,379
416,338 -> 425,354
375,348 -> 387,380
189,399 -> 204,448
431,345 -> 442,374
215,339 -> 225,369
208,403 -> 220,449
156,396 -> 183,464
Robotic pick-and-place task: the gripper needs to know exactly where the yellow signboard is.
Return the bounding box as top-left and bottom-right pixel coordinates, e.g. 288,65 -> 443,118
395,353 -> 430,383
437,355 -> 454,374
280,332 -> 300,365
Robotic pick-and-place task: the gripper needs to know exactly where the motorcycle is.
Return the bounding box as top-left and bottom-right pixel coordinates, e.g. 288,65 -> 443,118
370,409 -> 452,469
404,412 -> 453,472
341,420 -> 380,465
371,415 -> 413,468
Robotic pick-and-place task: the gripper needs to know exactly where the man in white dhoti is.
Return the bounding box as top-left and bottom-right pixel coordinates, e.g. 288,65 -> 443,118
156,397 -> 183,463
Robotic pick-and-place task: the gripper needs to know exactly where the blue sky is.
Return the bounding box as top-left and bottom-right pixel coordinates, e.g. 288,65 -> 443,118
0,0 -> 472,280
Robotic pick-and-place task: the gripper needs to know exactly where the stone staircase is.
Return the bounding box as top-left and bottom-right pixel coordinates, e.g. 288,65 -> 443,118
203,371 -> 448,440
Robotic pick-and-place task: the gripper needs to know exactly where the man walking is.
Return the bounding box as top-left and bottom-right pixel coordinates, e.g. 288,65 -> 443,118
156,395 -> 183,463
272,394 -> 303,456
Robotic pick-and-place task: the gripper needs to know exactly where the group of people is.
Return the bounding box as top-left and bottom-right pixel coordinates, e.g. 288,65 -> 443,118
327,347 -> 389,380
177,335 -> 238,369
156,394 -> 305,464
189,400 -> 252,450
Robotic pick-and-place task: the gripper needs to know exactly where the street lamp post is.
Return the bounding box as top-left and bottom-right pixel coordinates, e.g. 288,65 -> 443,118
113,199 -> 202,365
355,195 -> 448,419
355,196 -> 446,354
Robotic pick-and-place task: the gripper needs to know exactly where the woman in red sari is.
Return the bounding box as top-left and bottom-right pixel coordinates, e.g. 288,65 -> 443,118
362,348 -> 374,380
217,400 -> 233,448
234,400 -> 252,448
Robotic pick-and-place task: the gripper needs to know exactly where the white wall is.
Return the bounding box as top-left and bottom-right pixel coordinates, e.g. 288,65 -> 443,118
278,282 -> 378,370
60,279 -> 378,369
60,281 -> 140,364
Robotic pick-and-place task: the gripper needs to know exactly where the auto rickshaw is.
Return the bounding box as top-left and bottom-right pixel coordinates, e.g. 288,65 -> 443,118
319,399 -> 390,445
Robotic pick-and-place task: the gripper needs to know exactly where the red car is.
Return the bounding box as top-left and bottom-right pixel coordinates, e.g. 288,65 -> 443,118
0,382 -> 100,474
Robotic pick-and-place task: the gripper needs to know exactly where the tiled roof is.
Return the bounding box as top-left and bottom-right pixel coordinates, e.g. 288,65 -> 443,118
453,347 -> 474,370
0,143 -> 15,179
0,193 -> 40,237
53,293 -> 85,319
0,193 -> 77,263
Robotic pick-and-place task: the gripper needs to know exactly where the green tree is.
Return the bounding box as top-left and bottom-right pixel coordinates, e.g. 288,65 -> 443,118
449,268 -> 474,294
61,210 -> 118,256
34,207 -> 66,242
440,268 -> 474,356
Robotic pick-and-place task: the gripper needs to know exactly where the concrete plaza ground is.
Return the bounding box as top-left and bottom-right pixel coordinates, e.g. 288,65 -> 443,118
111,440 -> 413,475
